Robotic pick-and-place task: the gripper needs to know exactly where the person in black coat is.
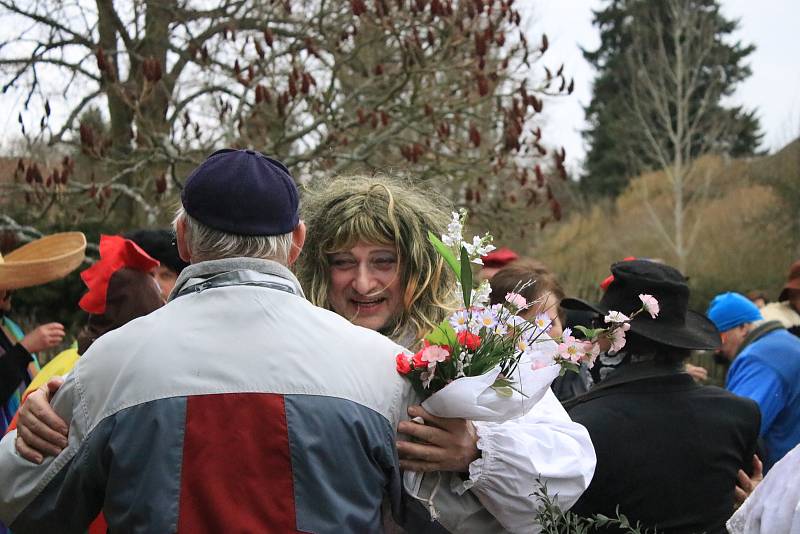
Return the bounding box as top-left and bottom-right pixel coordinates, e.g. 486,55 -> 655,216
561,260 -> 761,534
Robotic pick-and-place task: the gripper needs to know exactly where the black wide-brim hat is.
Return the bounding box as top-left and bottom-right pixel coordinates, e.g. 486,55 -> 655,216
561,260 -> 720,351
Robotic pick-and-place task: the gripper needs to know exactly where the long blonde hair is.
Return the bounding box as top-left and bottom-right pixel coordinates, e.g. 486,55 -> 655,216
297,174 -> 456,343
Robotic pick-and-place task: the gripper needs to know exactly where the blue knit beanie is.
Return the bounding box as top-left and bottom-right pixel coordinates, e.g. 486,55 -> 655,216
707,292 -> 763,332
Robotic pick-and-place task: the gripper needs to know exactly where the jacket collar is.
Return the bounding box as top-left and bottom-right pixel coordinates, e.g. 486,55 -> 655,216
169,257 -> 305,301
564,359 -> 692,410
736,320 -> 785,357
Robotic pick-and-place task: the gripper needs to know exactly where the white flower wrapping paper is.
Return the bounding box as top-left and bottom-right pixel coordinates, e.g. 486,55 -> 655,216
419,359 -> 561,422
403,344 -> 562,518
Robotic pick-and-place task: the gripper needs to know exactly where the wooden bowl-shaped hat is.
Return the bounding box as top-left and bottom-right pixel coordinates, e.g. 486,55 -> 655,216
0,232 -> 87,290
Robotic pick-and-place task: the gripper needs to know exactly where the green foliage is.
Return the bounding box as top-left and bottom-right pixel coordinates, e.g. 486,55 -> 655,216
533,481 -> 655,534
425,320 -> 458,347
460,247 -> 473,308
428,231 -> 461,279
581,0 -> 763,197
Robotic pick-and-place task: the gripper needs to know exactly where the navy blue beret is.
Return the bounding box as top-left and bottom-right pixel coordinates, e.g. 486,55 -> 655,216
181,149 -> 299,236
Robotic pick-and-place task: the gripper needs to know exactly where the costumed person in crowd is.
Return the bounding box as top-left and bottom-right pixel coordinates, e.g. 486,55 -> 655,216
0,233 -> 85,433
10,235 -> 164,440
487,258 -> 591,402
727,442 -> 800,534
746,289 -> 768,309
0,149 -> 416,532
478,247 -> 519,280
123,228 -> 189,299
295,175 -> 595,533
707,292 -> 800,471
562,260 -> 761,533
760,260 -> 800,336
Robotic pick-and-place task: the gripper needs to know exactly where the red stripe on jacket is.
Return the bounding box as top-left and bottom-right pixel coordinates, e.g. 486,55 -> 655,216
178,393 -> 299,533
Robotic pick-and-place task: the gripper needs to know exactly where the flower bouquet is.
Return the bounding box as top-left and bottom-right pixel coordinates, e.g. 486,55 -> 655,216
396,210 -> 660,421
398,211 -> 659,518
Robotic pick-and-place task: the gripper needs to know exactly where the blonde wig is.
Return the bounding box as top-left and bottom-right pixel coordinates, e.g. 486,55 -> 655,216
297,174 -> 456,343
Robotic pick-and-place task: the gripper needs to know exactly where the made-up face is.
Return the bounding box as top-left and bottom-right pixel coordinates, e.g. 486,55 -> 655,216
520,291 -> 563,339
327,242 -> 403,332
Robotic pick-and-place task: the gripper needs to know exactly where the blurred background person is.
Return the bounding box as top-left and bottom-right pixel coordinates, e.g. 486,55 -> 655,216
488,257 -> 592,401
747,289 -> 769,309
13,235 -> 164,420
0,233 -> 85,435
761,260 -> 800,337
562,260 -> 760,533
707,292 -> 800,471
478,247 -> 519,280
124,229 -> 189,299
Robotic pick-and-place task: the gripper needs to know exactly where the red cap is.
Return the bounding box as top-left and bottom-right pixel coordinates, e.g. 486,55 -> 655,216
481,247 -> 519,268
79,235 -> 160,314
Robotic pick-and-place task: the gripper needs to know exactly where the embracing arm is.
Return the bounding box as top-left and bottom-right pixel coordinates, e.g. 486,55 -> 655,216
0,369 -> 104,532
464,390 -> 596,532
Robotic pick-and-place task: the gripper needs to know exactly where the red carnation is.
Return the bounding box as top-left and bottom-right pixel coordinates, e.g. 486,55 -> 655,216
412,350 -> 426,369
396,353 -> 412,375
457,331 -> 481,351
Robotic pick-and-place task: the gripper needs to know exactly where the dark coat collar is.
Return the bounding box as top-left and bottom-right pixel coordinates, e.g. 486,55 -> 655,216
563,359 -> 693,410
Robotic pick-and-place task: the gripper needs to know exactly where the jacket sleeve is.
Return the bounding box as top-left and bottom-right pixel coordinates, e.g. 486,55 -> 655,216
0,365 -> 105,533
461,389 -> 597,533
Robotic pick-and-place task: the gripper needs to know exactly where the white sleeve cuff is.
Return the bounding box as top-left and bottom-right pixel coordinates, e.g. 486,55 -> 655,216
452,421 -> 496,495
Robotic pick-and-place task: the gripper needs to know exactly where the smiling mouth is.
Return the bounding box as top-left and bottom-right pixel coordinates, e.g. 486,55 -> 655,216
351,298 -> 386,311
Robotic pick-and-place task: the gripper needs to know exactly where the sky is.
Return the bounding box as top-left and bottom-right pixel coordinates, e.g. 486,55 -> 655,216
519,0 -> 800,175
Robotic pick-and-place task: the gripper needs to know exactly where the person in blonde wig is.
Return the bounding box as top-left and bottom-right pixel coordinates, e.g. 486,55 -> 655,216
297,174 -> 454,346
297,174 -> 596,533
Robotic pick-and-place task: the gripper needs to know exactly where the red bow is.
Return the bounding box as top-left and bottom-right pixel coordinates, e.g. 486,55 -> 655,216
79,235 -> 159,314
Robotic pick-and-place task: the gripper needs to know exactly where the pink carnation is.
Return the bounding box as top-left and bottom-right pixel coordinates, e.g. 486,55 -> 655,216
421,345 -> 450,364
639,294 -> 660,319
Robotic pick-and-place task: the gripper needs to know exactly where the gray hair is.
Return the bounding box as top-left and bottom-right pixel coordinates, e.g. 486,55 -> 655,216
173,207 -> 293,263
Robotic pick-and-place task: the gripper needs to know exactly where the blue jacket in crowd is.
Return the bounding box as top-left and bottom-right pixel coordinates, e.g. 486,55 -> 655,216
726,323 -> 800,470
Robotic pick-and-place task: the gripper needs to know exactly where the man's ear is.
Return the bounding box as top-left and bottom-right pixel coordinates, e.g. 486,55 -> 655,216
288,221 -> 306,266
175,217 -> 192,263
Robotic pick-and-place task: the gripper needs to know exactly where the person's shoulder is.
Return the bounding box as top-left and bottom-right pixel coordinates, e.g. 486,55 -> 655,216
295,298 -> 408,351
696,384 -> 761,417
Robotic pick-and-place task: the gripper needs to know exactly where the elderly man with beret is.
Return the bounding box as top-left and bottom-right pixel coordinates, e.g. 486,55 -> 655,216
0,150 -> 419,532
707,291 -> 800,471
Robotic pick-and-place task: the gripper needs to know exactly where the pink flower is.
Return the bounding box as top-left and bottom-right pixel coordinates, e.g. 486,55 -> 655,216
639,294 -> 660,319
396,353 -> 412,375
557,338 -> 582,363
421,344 -> 450,364
457,331 -> 481,351
609,328 -> 627,354
505,292 -> 528,309
580,341 -> 601,365
604,310 -> 630,324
